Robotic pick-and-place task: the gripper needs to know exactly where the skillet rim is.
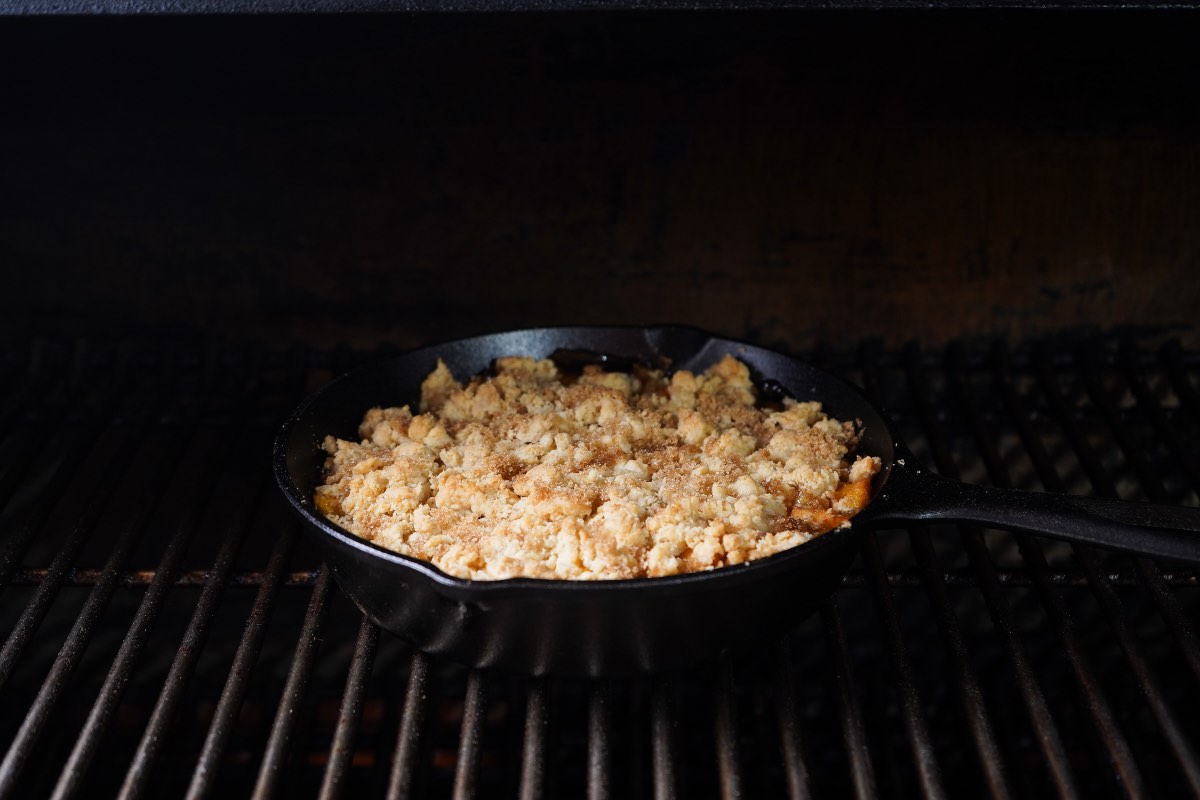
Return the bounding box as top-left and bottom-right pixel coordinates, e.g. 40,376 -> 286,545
272,324 -> 901,595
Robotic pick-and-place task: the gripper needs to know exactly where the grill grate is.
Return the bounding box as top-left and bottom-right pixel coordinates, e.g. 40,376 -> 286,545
0,336 -> 1198,798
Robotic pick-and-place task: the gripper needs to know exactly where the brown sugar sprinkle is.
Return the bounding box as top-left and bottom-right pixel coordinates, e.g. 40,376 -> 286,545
315,354 -> 881,581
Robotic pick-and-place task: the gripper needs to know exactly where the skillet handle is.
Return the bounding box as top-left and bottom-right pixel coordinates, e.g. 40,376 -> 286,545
868,459 -> 1200,563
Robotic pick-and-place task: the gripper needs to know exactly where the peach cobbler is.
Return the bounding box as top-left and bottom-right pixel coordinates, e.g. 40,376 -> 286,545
315,355 -> 880,580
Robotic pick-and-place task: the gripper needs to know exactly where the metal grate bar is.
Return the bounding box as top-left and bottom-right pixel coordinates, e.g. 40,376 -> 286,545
0,340 -> 94,467
860,354 -> 1013,800
1129,559 -> 1200,682
253,566 -> 335,799
850,567 -> 1200,588
1165,340 -> 1200,427
517,679 -> 547,800
1108,342 -> 1200,681
859,533 -> 945,800
0,489 -> 152,791
1079,342 -> 1200,766
1079,345 -> 1178,499
0,338 -> 47,442
0,425 -> 51,516
0,422 -> 114,592
587,683 -> 612,800
185,526 -> 298,800
0,416 -> 207,796
386,653 -> 430,800
1030,350 -> 1128,503
8,565 -> 1195,589
650,677 -> 677,800
834,352 -> 941,800
1075,546 -> 1200,795
118,475 -> 269,800
0,425 -> 147,690
0,345 -> 166,661
820,598 -> 876,800
49,432 -> 233,800
986,343 -> 1148,796
0,379 -> 171,685
773,644 -> 812,800
451,671 -> 487,800
9,568 -> 323,587
713,656 -> 743,800
1120,341 -> 1200,493
319,616 -> 379,800
1033,346 -> 1200,795
909,528 -> 1016,799
913,344 -> 1081,798
909,344 -> 1081,796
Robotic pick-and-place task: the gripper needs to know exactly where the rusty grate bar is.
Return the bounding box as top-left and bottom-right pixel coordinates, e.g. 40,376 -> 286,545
8,568 -> 323,587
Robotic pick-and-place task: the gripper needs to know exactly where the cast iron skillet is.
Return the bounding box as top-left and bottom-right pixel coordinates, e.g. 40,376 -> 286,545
274,326 -> 1200,676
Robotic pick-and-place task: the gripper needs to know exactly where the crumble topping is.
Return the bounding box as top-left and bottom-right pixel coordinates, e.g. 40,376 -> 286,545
315,354 -> 881,580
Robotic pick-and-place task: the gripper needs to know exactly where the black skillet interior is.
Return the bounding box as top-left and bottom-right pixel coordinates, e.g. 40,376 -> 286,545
274,326 -> 900,676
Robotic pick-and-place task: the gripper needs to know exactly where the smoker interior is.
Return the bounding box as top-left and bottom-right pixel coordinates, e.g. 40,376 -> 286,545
3,9 -> 1200,800
0,337 -> 1197,798
2,12 -> 1198,349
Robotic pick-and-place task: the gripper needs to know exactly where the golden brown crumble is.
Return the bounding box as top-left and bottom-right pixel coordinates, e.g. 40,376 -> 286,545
315,355 -> 880,580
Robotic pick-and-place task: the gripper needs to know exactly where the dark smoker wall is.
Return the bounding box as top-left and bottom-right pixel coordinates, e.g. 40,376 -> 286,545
1,11 -> 1198,350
